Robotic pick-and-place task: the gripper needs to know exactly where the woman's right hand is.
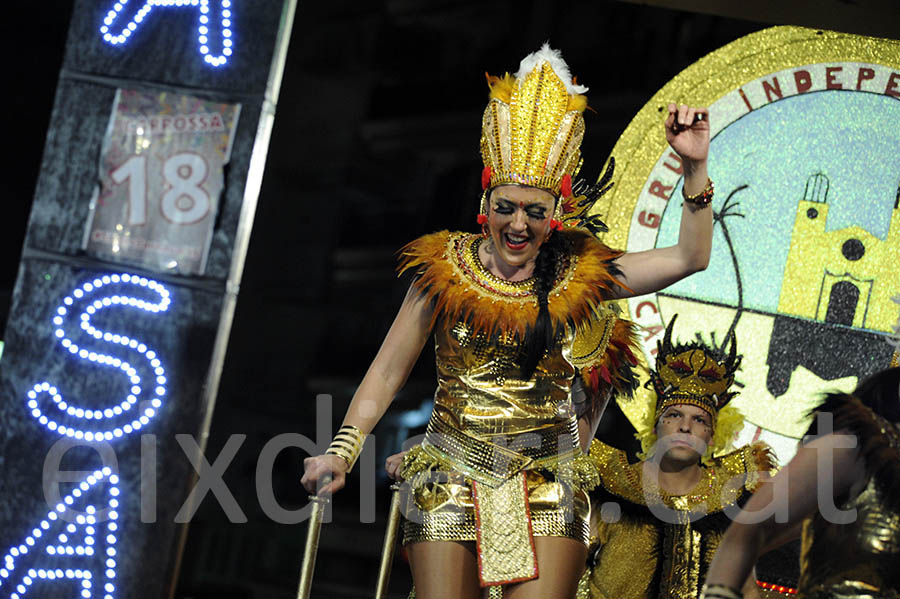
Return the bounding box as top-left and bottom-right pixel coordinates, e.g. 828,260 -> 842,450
301,454 -> 349,496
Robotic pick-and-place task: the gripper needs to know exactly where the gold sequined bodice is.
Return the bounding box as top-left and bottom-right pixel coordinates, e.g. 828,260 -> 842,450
433,319 -> 577,436
798,423 -> 900,599
430,234 -> 577,436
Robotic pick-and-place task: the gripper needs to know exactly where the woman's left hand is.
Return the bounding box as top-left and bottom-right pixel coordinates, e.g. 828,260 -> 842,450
385,451 -> 407,481
664,103 -> 710,166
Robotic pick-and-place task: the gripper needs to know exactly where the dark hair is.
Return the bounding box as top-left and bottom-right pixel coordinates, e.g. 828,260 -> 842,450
520,231 -> 567,379
807,366 -> 900,438
853,366 -> 900,423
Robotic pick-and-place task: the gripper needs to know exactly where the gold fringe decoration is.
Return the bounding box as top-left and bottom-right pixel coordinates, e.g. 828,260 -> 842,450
398,445 -> 601,494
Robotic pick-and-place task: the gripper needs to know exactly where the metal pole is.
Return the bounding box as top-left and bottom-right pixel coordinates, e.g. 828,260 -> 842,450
374,484 -> 403,599
297,493 -> 331,599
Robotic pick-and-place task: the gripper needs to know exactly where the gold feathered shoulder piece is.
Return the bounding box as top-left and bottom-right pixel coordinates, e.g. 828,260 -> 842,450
396,229 -> 624,338
588,438 -> 777,511
711,441 -> 778,494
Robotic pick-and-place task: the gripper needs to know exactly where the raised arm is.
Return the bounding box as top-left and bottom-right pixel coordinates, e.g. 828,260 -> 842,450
301,284 -> 433,495
703,433 -> 865,594
613,103 -> 712,298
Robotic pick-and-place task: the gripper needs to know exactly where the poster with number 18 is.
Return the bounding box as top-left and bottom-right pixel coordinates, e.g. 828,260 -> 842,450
84,89 -> 241,275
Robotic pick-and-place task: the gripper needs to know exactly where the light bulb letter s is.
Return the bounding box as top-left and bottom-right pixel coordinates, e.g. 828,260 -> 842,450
25,273 -> 172,442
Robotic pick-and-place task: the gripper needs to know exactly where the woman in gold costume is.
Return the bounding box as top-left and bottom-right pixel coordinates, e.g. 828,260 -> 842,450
302,44 -> 713,599
703,366 -> 900,599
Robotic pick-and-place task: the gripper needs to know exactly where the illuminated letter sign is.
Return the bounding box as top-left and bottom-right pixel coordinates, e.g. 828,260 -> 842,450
27,273 -> 170,441
0,273 -> 170,599
99,0 -> 234,67
2,2 -> 296,596
0,469 -> 120,599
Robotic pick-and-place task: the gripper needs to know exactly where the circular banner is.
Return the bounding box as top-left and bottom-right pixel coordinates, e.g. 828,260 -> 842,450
597,27 -> 900,453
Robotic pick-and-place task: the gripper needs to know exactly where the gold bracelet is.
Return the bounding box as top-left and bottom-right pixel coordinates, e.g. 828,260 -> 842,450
683,177 -> 714,206
325,425 -> 366,472
701,584 -> 743,599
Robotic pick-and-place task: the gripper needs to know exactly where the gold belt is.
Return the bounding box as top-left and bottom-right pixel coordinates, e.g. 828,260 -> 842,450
420,413 -> 581,586
422,413 -> 580,488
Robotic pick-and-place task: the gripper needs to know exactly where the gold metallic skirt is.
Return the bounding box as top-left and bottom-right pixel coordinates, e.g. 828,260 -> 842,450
401,468 -> 591,546
401,446 -> 597,545
397,414 -> 599,585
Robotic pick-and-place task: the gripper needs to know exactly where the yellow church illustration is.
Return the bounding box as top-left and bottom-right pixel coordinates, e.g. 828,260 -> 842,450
777,173 -> 900,332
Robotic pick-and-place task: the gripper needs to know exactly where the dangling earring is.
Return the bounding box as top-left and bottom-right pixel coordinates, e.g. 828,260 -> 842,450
549,174 -> 572,233
477,188 -> 490,238
547,198 -> 564,236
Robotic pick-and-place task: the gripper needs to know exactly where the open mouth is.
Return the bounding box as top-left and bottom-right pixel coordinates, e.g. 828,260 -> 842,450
504,233 -> 530,251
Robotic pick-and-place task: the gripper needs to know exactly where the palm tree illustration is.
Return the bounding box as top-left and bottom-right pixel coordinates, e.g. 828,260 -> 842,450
707,184 -> 749,355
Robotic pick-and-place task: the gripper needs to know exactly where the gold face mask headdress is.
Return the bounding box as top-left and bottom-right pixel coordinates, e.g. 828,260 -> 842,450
649,315 -> 742,428
478,44 -> 591,232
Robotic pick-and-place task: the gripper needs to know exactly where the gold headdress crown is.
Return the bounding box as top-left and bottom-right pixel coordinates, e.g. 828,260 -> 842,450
649,315 -> 742,426
480,44 -> 588,197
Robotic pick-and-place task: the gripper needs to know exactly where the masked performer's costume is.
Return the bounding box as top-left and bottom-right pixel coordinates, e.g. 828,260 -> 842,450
396,46 -> 641,589
794,392 -> 900,599
579,319 -> 776,599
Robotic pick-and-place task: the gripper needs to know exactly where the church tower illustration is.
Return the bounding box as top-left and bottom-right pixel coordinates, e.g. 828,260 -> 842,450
777,173 -> 900,332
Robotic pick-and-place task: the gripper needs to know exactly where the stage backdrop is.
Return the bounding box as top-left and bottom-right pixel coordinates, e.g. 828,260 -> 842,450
594,26 -> 900,461
0,2 -> 297,598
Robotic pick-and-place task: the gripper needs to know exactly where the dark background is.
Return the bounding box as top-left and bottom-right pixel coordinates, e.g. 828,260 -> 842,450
2,2 -> 895,598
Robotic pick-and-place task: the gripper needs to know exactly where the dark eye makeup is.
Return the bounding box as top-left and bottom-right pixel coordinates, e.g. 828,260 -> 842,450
492,199 -> 549,219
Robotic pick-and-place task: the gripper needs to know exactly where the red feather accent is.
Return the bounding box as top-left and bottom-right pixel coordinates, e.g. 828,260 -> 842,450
477,214 -> 488,225
608,351 -> 620,368
611,338 -> 638,365
588,367 -> 600,392
561,174 -> 573,198
481,166 -> 492,190
550,219 -> 563,231
625,348 -> 638,366
599,365 -> 612,384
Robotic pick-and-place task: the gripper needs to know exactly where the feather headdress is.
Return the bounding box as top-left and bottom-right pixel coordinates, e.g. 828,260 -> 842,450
480,44 -> 588,197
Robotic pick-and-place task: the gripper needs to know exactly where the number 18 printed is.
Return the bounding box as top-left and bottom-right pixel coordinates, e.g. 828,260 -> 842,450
84,89 -> 241,275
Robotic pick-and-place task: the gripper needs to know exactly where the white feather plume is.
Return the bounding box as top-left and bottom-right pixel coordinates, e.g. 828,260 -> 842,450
514,43 -> 588,95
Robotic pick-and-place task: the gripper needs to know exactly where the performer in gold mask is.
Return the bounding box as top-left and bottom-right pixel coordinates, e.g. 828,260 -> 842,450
303,44 -> 713,598
579,317 -> 776,599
